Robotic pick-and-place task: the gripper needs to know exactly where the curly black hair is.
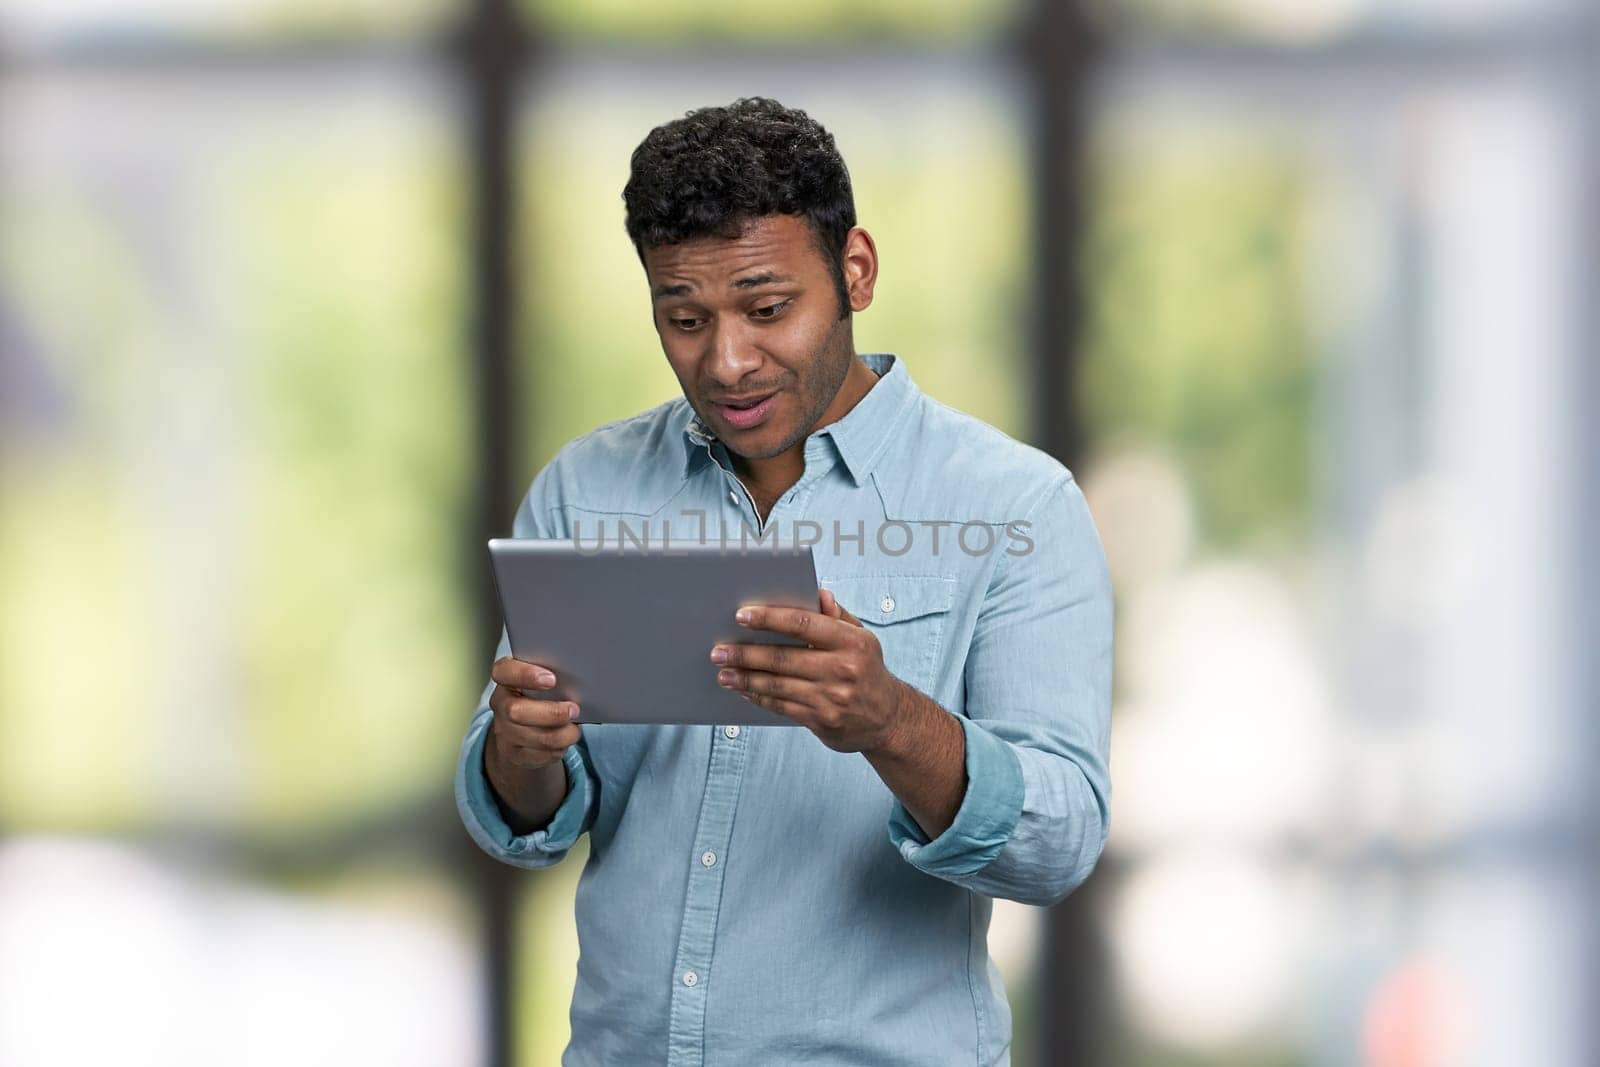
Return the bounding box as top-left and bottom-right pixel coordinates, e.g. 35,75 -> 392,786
623,97 -> 857,319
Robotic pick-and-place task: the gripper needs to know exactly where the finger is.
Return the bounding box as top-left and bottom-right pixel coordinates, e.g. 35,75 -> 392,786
818,588 -> 865,628
503,695 -> 579,728
491,657 -> 558,692
717,667 -> 813,705
709,641 -> 832,679
499,716 -> 582,751
502,729 -> 579,764
495,718 -> 581,754
734,604 -> 852,649
736,687 -> 809,722
490,683 -> 564,718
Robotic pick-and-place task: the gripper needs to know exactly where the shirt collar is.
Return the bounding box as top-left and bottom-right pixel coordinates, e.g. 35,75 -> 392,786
679,353 -> 916,487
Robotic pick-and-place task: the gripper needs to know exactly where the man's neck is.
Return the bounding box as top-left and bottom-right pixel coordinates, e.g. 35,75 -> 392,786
731,357 -> 882,510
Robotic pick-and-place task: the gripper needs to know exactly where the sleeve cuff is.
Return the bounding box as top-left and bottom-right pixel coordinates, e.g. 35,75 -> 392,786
887,714 -> 1025,878
455,712 -> 591,866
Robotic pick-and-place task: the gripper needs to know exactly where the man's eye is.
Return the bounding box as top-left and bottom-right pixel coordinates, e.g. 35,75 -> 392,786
751,300 -> 790,320
670,317 -> 704,331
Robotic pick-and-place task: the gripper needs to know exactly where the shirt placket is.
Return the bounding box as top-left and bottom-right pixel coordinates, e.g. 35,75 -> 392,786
691,422 -> 831,538
664,721 -> 750,1066
696,431 -> 765,535
665,425 -> 834,1066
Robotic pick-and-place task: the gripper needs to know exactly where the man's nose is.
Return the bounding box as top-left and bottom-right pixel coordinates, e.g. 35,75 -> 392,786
703,318 -> 762,385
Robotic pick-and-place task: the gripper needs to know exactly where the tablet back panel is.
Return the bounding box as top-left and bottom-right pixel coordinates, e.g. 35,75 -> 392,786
488,539 -> 817,726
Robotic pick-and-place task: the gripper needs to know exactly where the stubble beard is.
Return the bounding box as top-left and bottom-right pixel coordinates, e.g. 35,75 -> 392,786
736,320 -> 854,462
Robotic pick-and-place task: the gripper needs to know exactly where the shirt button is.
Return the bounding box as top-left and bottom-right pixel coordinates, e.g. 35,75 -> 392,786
700,850 -> 717,868
728,490 -> 739,505
880,596 -> 896,613
682,970 -> 698,987
723,724 -> 740,739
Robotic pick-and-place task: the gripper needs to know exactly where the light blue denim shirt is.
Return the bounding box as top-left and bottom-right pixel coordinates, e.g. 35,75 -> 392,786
455,352 -> 1113,1066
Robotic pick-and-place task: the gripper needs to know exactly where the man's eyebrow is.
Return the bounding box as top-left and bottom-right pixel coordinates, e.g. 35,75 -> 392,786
651,282 -> 693,301
651,272 -> 792,302
731,272 -> 791,290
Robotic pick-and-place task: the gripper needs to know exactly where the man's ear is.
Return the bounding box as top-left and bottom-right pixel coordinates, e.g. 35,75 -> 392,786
841,227 -> 878,314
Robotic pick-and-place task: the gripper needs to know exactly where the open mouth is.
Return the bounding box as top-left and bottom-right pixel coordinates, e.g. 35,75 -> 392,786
714,391 -> 778,430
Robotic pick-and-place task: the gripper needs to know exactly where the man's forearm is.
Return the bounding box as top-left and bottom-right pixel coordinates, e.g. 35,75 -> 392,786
484,731 -> 571,836
862,682 -> 967,840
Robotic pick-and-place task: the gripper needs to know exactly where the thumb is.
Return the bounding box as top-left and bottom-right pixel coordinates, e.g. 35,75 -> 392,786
819,587 -> 864,628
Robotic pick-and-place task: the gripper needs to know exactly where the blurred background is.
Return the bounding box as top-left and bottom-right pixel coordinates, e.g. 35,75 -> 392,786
1,0 -> 1596,1064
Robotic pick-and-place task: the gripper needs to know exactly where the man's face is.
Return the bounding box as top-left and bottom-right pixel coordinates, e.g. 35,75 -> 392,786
643,214 -> 854,462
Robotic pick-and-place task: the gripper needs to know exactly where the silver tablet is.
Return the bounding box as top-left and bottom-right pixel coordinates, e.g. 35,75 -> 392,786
487,538 -> 819,727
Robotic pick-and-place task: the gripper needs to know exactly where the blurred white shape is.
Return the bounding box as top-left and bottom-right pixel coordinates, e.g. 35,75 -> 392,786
1407,84 -> 1588,1067
1339,716 -> 1440,848
1079,447 -> 1194,594
1216,0 -> 1364,41
1397,0 -> 1572,28
1423,865 -> 1586,1067
1412,84 -> 1581,837
1178,0 -> 1572,39
0,0 -> 250,44
0,837 -> 480,1067
0,0 -> 439,46
1111,855 -> 1305,1048
1111,561 -> 1331,847
1361,475 -> 1472,631
986,898 -> 1042,992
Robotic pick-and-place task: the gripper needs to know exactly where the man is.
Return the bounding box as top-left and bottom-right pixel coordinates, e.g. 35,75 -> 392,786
455,97 -> 1113,1066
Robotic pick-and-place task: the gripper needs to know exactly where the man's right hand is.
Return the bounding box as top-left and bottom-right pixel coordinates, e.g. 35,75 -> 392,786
488,656 -> 581,767
483,657 -> 582,833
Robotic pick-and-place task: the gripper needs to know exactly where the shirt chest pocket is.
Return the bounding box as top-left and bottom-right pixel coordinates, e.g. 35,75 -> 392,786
821,575 -> 957,695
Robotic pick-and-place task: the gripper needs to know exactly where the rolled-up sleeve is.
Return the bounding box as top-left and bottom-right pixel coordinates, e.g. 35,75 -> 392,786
454,458 -> 601,869
887,472 -> 1113,906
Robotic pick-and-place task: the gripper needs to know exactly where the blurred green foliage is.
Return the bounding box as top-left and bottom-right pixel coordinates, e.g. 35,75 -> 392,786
523,0 -> 1018,44
1080,123 -> 1318,1067
228,141 -> 475,831
0,112 -> 475,838
1082,131 -> 1315,549
246,0 -> 451,39
0,177 -> 175,828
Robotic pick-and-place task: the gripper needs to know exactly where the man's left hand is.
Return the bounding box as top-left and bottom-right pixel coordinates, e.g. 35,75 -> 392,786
711,588 -> 913,754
